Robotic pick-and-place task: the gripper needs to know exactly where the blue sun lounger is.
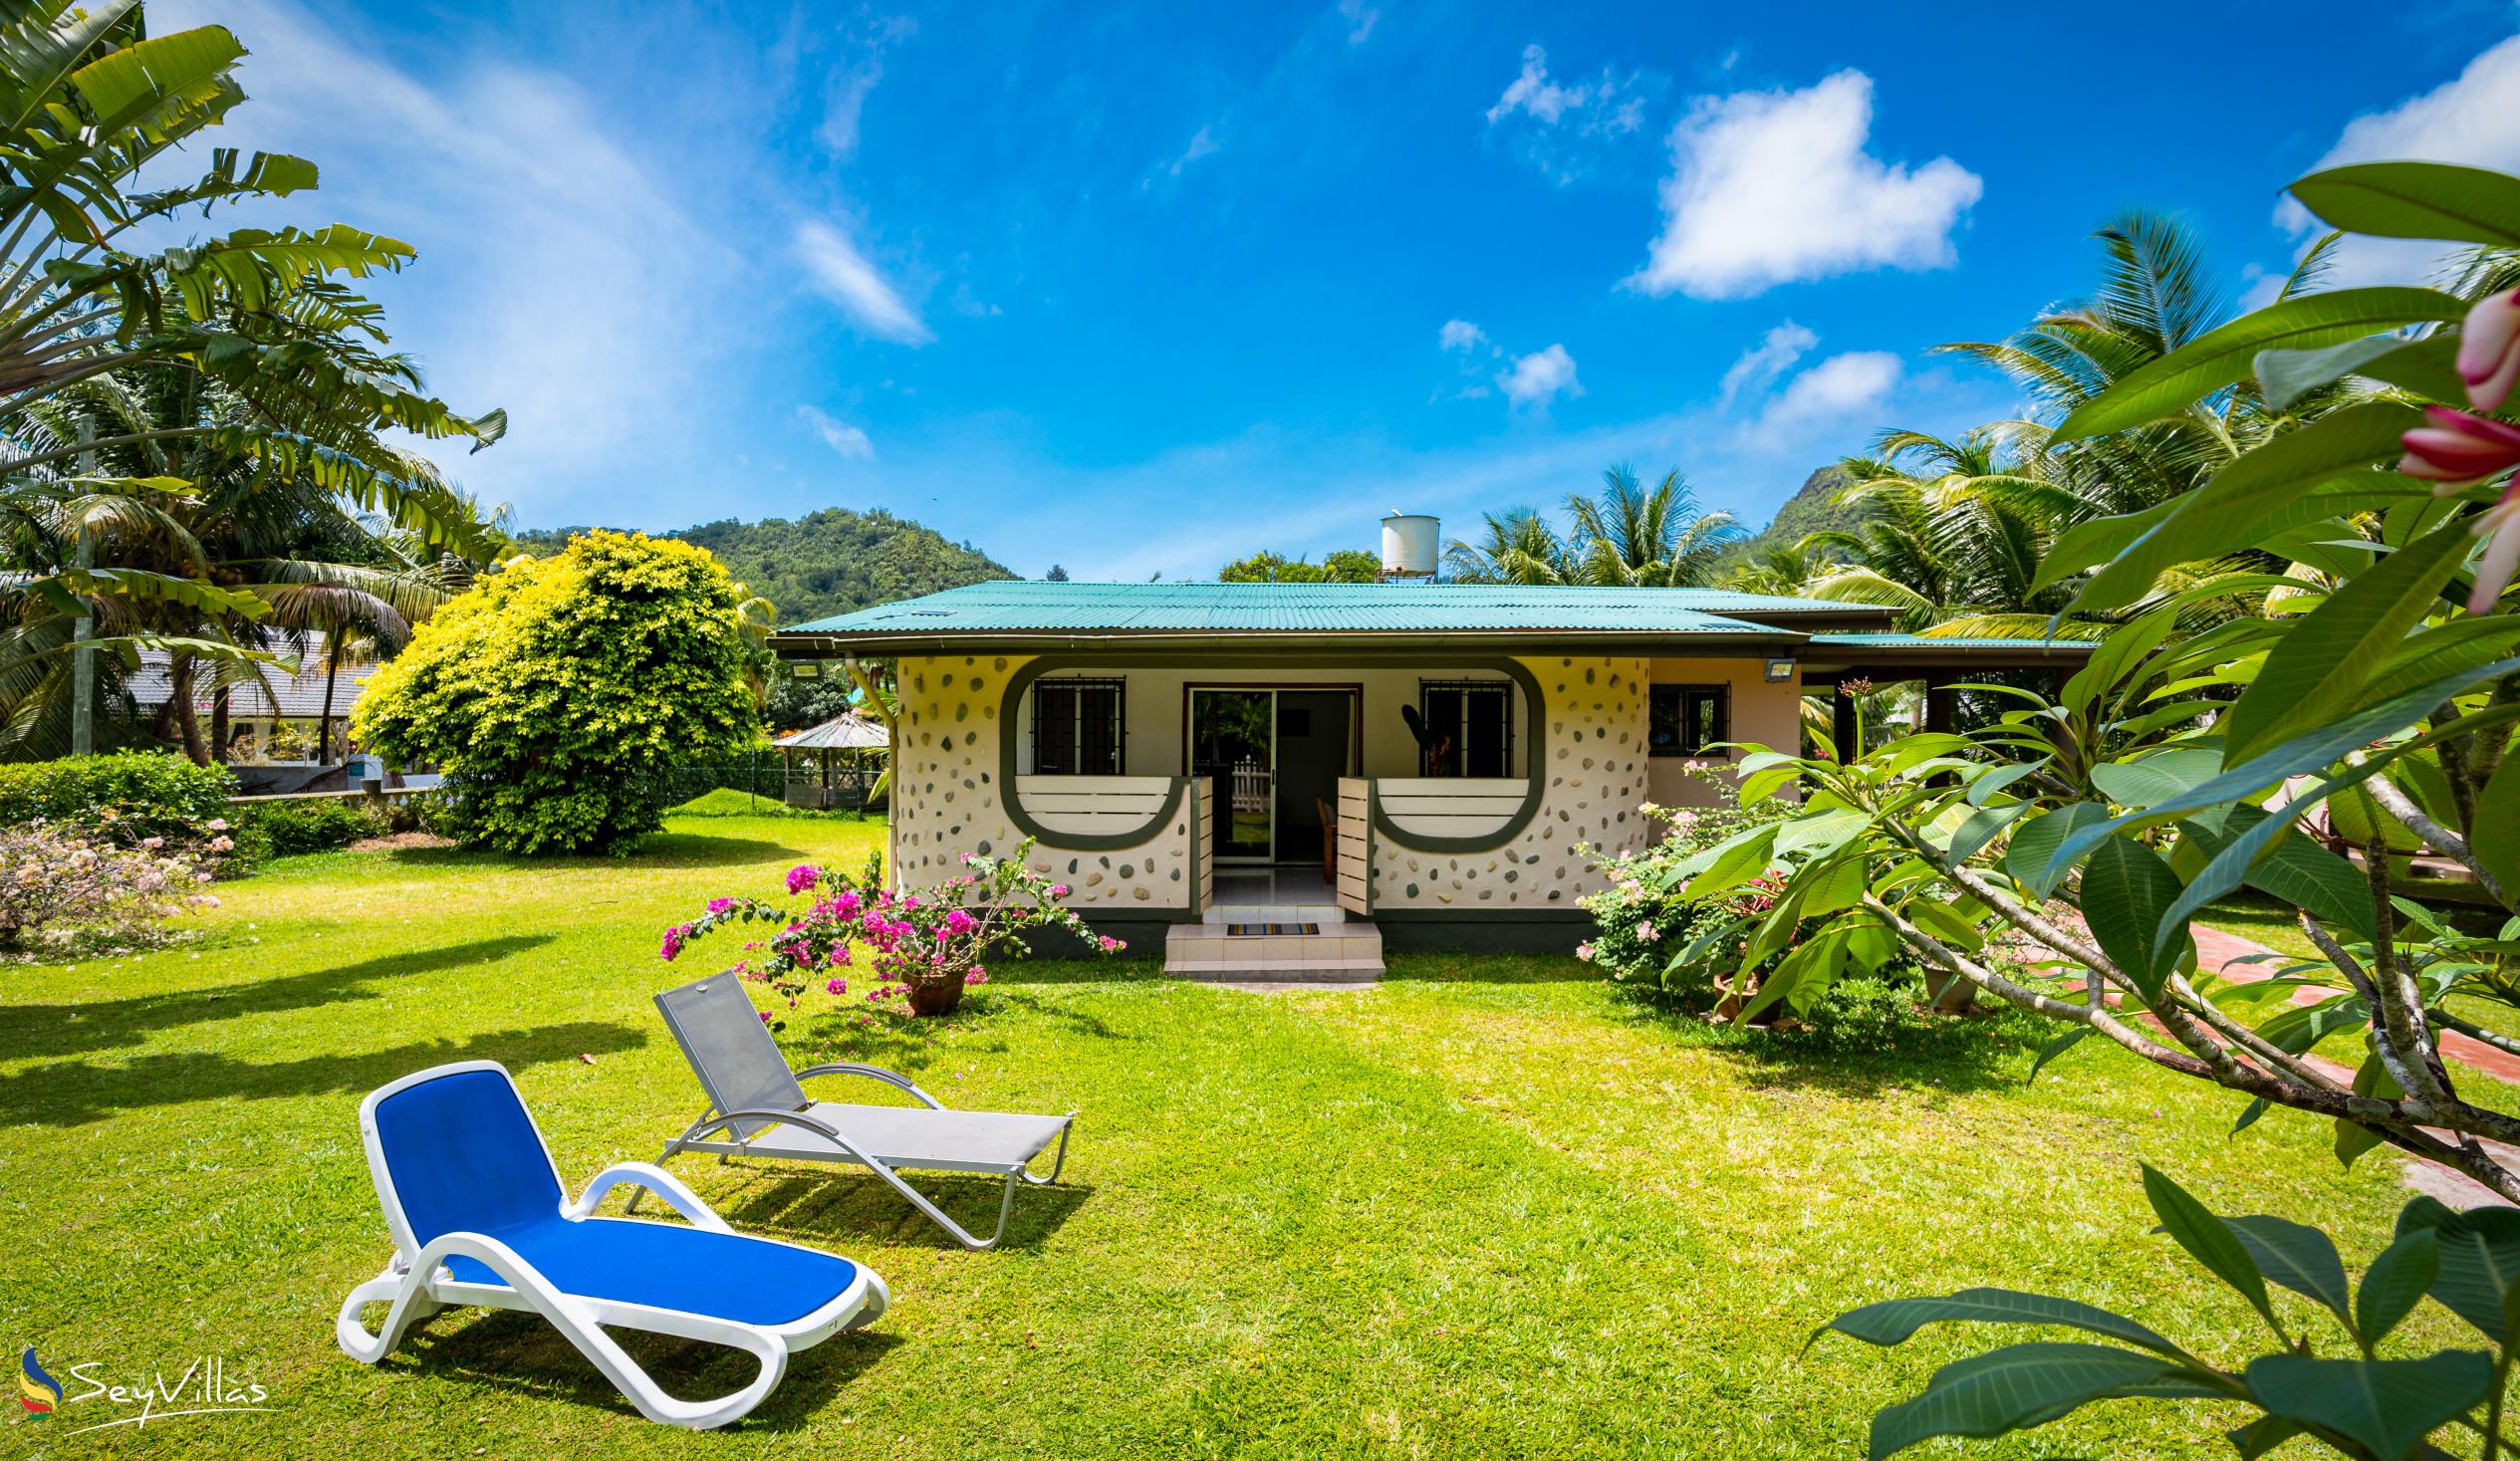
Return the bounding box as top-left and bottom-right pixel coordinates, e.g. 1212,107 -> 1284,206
335,1061 -> 888,1429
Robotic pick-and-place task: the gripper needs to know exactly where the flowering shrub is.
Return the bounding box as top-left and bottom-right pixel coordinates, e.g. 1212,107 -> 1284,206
1580,791 -> 1922,1034
663,838 -> 1123,1020
0,821 -> 220,951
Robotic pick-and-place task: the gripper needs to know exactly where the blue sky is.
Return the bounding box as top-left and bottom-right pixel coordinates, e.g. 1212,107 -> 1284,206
155,0 -> 2520,582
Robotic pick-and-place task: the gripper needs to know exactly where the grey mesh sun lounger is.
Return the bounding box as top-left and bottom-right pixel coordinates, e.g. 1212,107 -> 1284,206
641,975 -> 1075,1250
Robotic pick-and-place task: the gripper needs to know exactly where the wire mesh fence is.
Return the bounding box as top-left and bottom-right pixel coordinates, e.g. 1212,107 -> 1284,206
642,759 -> 883,815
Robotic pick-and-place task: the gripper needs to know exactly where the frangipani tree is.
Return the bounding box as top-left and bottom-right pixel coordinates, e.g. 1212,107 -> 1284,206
1694,159 -> 2520,1456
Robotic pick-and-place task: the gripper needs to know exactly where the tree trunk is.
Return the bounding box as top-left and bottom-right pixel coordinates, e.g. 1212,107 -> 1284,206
209,685 -> 230,764
315,626 -> 343,764
168,654 -> 209,767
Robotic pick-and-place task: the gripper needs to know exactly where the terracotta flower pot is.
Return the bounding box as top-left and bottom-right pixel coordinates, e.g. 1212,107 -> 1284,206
906,979 -> 964,1017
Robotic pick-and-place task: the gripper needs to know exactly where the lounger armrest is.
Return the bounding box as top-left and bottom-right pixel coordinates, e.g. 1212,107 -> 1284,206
682,1106 -> 895,1167
795,1062 -> 946,1109
569,1161 -> 734,1231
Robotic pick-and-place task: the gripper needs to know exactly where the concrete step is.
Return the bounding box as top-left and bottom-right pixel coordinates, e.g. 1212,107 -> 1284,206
1202,902 -> 1348,926
1164,920 -> 1382,983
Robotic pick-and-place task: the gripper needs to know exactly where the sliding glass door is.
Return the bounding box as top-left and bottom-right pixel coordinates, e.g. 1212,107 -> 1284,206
1190,689 -> 1274,860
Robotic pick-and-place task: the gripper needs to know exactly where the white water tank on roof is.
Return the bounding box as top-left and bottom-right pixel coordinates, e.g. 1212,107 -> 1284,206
1381,512 -> 1439,580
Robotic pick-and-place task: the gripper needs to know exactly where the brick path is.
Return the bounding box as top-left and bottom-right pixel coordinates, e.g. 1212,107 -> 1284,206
2190,922 -> 2519,1206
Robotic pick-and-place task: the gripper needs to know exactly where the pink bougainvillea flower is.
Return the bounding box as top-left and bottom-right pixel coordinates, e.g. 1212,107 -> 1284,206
965,968 -> 988,987
1049,883 -> 1071,898
2467,485 -> 2520,614
2401,406 -> 2520,487
944,908 -> 977,936
759,1010 -> 773,1023
706,896 -> 734,915
828,945 -> 852,965
785,863 -> 821,895
826,977 -> 848,995
659,924 -> 687,961
2463,290 -> 2520,412
1096,934 -> 1121,953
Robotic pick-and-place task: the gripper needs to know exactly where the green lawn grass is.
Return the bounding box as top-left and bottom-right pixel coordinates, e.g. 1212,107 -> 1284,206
0,816 -> 2474,1457
2202,890 -> 2520,1047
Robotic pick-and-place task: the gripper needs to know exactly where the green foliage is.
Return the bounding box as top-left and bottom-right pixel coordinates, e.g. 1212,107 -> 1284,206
1216,549 -> 1380,582
0,751 -> 234,845
516,508 -> 1012,627
0,5 -> 508,758
352,531 -> 762,854
247,798 -> 382,854
1818,1169 -> 2511,1460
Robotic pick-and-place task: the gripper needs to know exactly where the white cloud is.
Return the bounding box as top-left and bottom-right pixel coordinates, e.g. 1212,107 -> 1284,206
1488,44 -> 1585,125
1631,70 -> 1981,300
143,0 -> 755,523
817,15 -> 916,160
795,219 -> 933,345
1337,0 -> 1379,46
1152,124 -> 1222,183
798,404 -> 875,458
2274,36 -> 2520,286
1718,321 -> 1816,407
1439,318 -> 1489,352
1484,44 -> 1653,186
1755,350 -> 1902,432
1499,343 -> 1581,408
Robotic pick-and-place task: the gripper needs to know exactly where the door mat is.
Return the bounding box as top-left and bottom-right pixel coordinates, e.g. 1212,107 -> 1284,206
1224,922 -> 1321,936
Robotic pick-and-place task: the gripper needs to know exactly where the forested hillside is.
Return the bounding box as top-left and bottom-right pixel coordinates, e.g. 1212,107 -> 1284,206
1722,465 -> 1868,564
516,508 -> 1015,624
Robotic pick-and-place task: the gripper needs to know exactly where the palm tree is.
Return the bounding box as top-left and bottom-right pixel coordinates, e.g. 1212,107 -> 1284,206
1563,466 -> 1740,587
0,7 -> 507,756
1442,508 -> 1572,584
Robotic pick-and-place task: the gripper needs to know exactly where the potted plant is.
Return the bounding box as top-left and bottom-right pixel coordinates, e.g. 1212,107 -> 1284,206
663,839 -> 1123,1018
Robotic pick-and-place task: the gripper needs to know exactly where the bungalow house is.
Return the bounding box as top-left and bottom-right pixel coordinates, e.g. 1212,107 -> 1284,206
770,578 -> 2091,981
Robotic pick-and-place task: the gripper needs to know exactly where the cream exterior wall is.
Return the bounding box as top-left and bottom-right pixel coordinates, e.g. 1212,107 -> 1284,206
1643,656 -> 1806,809
890,654 -> 1196,911
892,649 -> 1715,918
1009,662 -> 1523,780
1364,655 -> 1648,910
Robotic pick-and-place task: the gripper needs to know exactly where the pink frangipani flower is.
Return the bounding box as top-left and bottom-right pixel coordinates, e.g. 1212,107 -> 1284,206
2400,406 -> 2520,487
2463,289 -> 2520,412
2468,484 -> 2520,615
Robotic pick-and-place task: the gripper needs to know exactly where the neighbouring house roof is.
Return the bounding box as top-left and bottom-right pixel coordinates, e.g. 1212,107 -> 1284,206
774,712 -> 890,751
123,644 -> 380,719
1802,631 -> 2098,675
774,581 -> 1898,653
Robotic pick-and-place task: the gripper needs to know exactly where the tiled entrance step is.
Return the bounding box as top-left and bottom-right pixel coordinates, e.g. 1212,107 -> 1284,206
1164,911 -> 1383,984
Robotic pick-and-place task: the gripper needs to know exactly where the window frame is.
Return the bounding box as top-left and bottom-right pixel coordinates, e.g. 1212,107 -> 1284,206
1029,677 -> 1127,775
1416,678 -> 1515,778
1649,682 -> 1732,759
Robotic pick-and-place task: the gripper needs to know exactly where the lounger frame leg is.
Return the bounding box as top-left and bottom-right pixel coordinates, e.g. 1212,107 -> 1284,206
653,1107 -> 1078,1252
337,1232 -> 790,1430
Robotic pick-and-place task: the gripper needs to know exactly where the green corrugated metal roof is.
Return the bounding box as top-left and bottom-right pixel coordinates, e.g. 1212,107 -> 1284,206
781,581 -> 1840,638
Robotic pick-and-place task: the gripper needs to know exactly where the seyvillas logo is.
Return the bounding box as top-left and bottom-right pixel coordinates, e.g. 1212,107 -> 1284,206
18,1348 -> 60,1416
12,1348 -> 273,1434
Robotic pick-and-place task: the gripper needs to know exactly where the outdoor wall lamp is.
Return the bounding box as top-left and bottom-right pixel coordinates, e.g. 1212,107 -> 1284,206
1764,657 -> 1796,682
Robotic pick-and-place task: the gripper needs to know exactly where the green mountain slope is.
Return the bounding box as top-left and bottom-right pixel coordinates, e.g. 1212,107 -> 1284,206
1723,465 -> 1869,563
515,508 -> 1015,625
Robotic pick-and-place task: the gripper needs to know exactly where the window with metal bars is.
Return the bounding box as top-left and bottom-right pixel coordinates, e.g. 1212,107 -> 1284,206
1649,683 -> 1730,757
1030,678 -> 1126,774
1417,679 -> 1513,777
